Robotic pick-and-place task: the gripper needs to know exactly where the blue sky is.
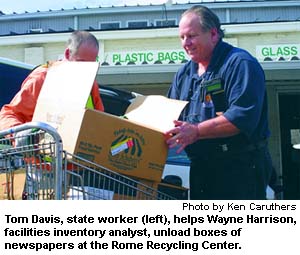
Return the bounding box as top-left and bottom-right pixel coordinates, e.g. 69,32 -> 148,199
0,0 -> 194,14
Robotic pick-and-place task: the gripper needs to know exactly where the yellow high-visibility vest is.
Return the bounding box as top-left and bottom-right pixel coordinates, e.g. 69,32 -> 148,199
86,95 -> 94,109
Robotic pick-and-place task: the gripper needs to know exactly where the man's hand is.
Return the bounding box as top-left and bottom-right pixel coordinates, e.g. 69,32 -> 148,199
165,120 -> 199,153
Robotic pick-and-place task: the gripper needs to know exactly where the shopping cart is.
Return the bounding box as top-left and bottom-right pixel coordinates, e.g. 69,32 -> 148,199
0,122 -> 175,200
0,122 -> 63,200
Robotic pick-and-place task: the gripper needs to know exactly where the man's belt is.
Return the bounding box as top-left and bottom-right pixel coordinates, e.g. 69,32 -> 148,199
216,139 -> 268,154
186,138 -> 268,160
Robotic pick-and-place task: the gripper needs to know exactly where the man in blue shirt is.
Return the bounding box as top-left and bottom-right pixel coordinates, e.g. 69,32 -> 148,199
165,5 -> 273,199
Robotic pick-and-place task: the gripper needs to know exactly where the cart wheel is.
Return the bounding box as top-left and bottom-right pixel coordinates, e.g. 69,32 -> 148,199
22,191 -> 28,200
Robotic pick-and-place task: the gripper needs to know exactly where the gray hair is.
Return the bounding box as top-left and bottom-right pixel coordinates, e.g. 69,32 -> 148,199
66,30 -> 99,56
182,5 -> 224,39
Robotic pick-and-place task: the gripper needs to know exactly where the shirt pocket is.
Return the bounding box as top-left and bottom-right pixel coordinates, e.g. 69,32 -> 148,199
202,78 -> 226,115
211,89 -> 226,115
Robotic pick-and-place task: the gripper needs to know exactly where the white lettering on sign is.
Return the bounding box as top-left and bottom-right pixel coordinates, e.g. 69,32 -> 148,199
256,44 -> 300,61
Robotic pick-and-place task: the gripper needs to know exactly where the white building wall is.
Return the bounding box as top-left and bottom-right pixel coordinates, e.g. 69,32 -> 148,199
24,47 -> 44,65
0,45 -> 24,62
1,22 -> 299,65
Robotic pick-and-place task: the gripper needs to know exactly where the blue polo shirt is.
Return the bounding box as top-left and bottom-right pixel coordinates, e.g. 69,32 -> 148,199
168,40 -> 270,151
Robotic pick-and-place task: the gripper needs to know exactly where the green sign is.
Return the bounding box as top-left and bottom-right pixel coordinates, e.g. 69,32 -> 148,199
256,44 -> 300,60
107,50 -> 188,64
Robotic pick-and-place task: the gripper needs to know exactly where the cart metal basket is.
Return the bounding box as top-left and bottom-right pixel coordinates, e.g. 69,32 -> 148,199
63,151 -> 174,200
0,122 -> 63,200
0,122 -> 175,200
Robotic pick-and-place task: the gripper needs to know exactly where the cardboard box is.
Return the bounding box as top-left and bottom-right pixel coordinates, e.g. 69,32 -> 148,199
33,62 -> 187,182
74,109 -> 168,181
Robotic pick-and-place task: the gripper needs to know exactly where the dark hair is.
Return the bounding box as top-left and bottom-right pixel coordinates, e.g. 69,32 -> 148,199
66,30 -> 99,56
182,5 -> 224,38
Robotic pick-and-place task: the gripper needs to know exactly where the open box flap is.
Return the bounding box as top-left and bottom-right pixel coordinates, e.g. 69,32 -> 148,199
32,61 -> 99,151
125,95 -> 188,132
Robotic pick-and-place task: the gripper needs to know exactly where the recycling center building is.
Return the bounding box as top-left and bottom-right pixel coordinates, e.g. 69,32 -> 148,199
0,0 -> 300,198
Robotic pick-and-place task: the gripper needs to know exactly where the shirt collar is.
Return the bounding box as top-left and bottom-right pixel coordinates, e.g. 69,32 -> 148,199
189,40 -> 232,79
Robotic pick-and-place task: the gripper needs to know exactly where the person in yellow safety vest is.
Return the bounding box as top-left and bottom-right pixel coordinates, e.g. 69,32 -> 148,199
0,30 -> 104,131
